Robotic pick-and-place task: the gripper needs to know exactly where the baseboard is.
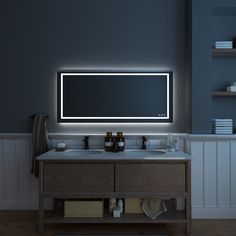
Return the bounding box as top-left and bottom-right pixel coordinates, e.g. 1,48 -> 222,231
192,207 -> 236,219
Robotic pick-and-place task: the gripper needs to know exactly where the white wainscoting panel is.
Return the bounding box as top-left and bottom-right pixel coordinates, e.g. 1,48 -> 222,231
231,141 -> 236,207
204,141 -> 217,207
0,135 -> 38,209
191,141 -> 204,207
217,141 -> 231,207
190,138 -> 236,219
1,133 -> 236,219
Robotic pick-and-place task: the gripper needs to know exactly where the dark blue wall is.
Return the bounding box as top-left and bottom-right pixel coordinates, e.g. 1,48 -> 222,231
191,0 -> 212,133
0,0 -> 187,133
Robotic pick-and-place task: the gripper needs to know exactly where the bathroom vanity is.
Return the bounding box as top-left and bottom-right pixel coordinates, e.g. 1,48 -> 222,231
37,149 -> 191,235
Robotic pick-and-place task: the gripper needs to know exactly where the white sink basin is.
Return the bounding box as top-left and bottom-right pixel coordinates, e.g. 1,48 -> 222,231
64,149 -> 103,155
126,150 -> 166,156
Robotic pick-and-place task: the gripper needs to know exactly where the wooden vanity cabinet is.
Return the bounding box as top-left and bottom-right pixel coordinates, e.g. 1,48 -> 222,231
39,159 -> 191,235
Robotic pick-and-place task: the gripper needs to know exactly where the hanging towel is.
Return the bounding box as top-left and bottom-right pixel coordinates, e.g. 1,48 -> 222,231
141,198 -> 167,219
31,114 -> 49,177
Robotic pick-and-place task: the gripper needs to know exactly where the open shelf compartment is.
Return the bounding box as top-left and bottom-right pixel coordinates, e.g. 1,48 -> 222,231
44,210 -> 186,224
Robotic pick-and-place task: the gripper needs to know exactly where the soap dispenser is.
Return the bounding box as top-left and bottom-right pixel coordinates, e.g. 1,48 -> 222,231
117,199 -> 123,213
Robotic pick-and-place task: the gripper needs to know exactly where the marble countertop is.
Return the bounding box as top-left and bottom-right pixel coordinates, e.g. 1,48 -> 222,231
36,149 -> 191,161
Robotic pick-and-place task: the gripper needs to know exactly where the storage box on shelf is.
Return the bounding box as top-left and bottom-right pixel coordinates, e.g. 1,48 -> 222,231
64,199 -> 104,218
125,198 -> 143,214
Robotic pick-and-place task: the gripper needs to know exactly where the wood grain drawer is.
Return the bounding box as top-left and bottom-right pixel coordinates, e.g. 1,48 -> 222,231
43,163 -> 114,192
115,164 -> 185,193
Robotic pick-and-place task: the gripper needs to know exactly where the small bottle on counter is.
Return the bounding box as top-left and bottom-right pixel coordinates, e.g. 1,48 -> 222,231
116,132 -> 125,151
109,198 -> 116,213
104,132 -> 113,151
117,199 -> 123,213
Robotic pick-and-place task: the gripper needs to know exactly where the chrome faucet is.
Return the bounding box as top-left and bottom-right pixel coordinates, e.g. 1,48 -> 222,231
142,136 -> 147,149
83,136 -> 89,149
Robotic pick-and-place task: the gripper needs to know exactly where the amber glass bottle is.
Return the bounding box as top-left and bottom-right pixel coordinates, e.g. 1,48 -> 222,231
104,132 -> 113,151
116,132 -> 125,151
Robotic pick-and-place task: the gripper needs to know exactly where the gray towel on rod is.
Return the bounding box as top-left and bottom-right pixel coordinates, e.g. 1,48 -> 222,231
31,114 -> 48,177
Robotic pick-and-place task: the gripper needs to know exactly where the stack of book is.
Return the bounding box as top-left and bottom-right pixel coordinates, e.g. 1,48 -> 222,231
227,82 -> 236,92
212,119 -> 233,135
212,41 -> 233,49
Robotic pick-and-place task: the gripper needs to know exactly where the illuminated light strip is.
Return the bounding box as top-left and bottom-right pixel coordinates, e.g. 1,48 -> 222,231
60,73 -> 64,120
60,72 -> 170,120
167,73 -> 169,118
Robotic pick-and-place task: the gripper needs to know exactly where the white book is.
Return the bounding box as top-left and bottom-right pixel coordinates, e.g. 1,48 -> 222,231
212,127 -> 233,129
212,43 -> 232,45
212,122 -> 233,125
212,125 -> 233,127
212,42 -> 233,45
215,46 -> 233,47
214,44 -> 232,46
212,121 -> 233,124
213,124 -> 233,126
213,46 -> 233,49
214,43 -> 232,45
213,133 -> 233,135
212,44 -> 232,46
213,129 -> 233,132
213,130 -> 233,132
213,41 -> 233,44
213,131 -> 233,134
212,127 -> 233,130
213,119 -> 233,121
213,130 -> 233,133
215,47 -> 233,49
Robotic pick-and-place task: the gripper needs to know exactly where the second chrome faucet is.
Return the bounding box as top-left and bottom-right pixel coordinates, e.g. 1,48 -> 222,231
83,136 -> 89,149
142,136 -> 147,149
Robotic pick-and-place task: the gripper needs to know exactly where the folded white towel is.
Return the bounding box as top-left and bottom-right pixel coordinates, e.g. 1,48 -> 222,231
141,198 -> 167,219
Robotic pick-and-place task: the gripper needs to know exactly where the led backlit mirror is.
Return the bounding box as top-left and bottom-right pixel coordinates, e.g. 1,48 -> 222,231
57,72 -> 173,123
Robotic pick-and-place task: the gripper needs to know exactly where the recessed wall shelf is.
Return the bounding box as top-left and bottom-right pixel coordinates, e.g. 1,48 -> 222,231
212,91 -> 236,96
212,48 -> 236,57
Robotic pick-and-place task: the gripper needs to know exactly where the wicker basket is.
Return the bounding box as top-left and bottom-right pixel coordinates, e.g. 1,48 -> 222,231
64,200 -> 103,218
125,198 -> 143,213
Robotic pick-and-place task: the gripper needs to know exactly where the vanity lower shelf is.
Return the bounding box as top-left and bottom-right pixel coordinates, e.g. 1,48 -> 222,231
44,210 -> 186,224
